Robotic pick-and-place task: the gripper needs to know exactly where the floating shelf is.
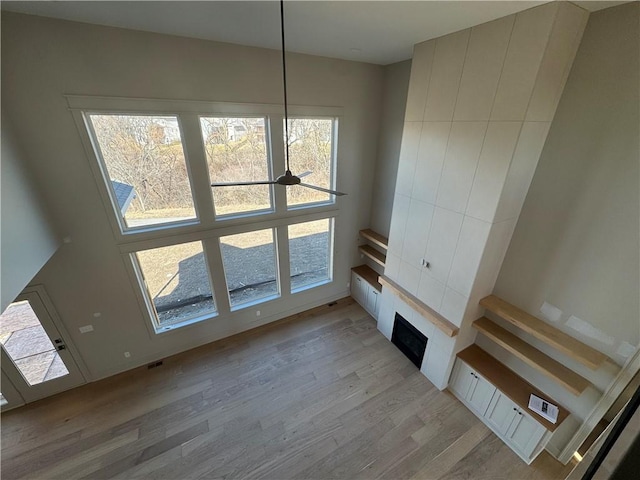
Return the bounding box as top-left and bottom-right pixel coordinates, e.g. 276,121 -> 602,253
359,229 -> 388,250
457,345 -> 570,432
480,295 -> 608,370
351,265 -> 382,292
473,317 -> 591,396
358,245 -> 386,267
379,275 -> 458,337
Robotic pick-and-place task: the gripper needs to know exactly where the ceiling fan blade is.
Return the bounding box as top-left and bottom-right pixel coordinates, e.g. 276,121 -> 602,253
297,171 -> 313,178
299,183 -> 347,196
211,180 -> 276,187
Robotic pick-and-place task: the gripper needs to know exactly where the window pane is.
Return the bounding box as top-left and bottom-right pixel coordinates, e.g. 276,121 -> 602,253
286,118 -> 334,207
89,114 -> 196,230
220,229 -> 279,308
201,117 -> 273,216
289,219 -> 332,291
134,241 -> 216,328
0,300 -> 69,386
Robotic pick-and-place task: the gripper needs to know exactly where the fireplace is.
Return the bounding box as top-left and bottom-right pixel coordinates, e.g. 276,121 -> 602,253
391,313 -> 428,368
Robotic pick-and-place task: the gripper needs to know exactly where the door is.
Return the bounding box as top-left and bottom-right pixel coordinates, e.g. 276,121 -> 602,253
351,272 -> 366,305
485,390 -> 518,435
506,410 -> 546,458
0,287 -> 85,403
467,372 -> 496,416
449,360 -> 475,399
365,287 -> 380,319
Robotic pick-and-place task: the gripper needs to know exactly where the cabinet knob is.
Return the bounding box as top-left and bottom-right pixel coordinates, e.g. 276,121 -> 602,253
513,407 -> 517,411
518,412 -> 522,415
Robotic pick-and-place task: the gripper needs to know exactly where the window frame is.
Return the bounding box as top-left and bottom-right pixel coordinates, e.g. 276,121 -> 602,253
285,115 -> 340,211
199,114 -> 276,220
69,96 -> 343,337
288,217 -> 335,293
129,239 -> 220,333
84,111 -> 202,235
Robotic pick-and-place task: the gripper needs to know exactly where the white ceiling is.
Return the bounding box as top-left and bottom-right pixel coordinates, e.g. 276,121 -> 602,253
1,1 -> 626,65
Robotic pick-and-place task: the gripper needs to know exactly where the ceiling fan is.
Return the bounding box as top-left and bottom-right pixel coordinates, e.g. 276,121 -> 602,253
211,0 -> 346,197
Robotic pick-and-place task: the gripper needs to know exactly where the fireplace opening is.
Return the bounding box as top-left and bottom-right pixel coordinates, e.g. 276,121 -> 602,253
391,313 -> 428,368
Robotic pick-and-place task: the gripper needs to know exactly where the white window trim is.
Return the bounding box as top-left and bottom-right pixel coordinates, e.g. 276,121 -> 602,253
69,95 -> 344,337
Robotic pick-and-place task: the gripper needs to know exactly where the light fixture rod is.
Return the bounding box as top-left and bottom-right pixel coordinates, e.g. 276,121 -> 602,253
280,0 -> 291,173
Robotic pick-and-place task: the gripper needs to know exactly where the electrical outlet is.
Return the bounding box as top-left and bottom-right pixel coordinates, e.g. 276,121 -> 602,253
124,351 -> 131,358
79,325 -> 94,333
256,310 -> 261,317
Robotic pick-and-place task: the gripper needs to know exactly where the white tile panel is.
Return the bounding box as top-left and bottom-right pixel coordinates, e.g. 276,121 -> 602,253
490,3 -> 557,121
384,252 -> 401,283
424,207 -> 464,284
397,260 -> 422,296
395,122 -> 422,197
423,29 -> 471,121
466,121 -> 522,222
417,271 -> 446,311
401,199 -> 434,267
412,122 -> 451,205
526,2 -> 589,121
387,194 -> 411,257
405,40 -> 436,121
436,121 -> 488,213
454,15 -> 515,121
447,215 -> 491,296
439,287 -> 469,327
470,218 -> 518,300
494,121 -> 551,222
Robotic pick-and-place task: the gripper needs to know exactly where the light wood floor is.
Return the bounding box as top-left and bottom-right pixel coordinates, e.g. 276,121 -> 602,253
1,298 -> 576,479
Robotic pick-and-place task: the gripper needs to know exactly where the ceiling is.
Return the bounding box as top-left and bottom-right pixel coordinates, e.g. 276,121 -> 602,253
1,1 -> 626,65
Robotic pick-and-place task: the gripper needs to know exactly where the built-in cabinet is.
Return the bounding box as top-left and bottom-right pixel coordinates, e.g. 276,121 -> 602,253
351,229 -> 388,320
351,267 -> 380,319
449,349 -> 559,464
450,360 -> 496,416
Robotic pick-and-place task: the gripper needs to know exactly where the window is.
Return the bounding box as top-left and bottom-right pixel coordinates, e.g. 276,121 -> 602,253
286,118 -> 336,208
200,117 -> 273,217
74,97 -> 342,334
220,229 -> 279,308
88,114 -> 196,230
133,241 -> 216,329
289,219 -> 333,291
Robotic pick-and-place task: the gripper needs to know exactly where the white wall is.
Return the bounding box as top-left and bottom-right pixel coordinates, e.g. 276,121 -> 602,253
1,113 -> 60,311
370,60 -> 411,237
494,2 -> 640,365
1,12 -> 383,380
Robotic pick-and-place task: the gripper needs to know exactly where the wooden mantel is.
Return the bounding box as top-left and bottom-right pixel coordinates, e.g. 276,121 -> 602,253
378,275 -> 459,337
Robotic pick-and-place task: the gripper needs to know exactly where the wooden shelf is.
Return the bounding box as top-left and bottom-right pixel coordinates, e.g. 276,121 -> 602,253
379,275 -> 458,337
480,295 -> 608,370
358,245 -> 386,267
457,345 -> 570,432
351,265 -> 382,292
359,229 -> 388,250
473,317 -> 591,396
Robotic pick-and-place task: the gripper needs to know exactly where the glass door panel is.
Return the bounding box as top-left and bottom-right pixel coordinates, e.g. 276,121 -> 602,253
0,288 -> 85,403
0,300 -> 69,385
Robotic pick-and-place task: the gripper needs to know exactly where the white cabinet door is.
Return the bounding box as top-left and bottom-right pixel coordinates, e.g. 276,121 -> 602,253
485,390 -> 518,435
467,373 -> 496,416
506,410 -> 546,458
449,360 -> 475,399
365,288 -> 380,319
351,272 -> 366,305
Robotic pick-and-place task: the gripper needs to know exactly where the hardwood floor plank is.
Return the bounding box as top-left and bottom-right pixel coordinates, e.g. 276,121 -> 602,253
1,301 -> 572,480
